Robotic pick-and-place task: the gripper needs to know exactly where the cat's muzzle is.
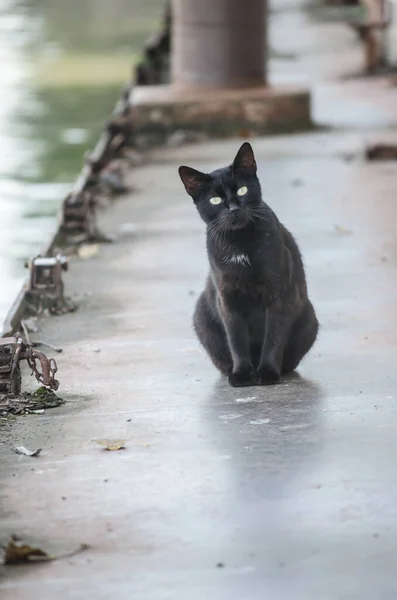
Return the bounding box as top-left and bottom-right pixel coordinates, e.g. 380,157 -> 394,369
227,209 -> 249,230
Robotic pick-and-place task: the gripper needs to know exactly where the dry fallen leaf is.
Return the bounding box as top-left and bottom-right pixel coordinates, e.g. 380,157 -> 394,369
93,438 -> 126,451
2,537 -> 49,564
334,224 -> 353,236
78,244 -> 99,260
14,446 -> 42,457
1,535 -> 89,565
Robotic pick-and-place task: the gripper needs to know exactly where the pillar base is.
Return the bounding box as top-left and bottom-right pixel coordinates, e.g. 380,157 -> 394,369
129,84 -> 313,144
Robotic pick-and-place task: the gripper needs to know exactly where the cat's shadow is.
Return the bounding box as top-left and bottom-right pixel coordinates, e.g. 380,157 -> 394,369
202,371 -> 325,502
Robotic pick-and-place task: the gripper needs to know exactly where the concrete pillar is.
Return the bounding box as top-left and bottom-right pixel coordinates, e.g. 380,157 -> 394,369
130,0 -> 312,140
172,0 -> 267,88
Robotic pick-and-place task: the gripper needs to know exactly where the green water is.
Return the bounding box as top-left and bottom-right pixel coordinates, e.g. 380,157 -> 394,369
0,0 -> 162,323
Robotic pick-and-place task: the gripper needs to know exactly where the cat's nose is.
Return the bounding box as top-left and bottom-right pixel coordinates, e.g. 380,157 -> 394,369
229,204 -> 240,213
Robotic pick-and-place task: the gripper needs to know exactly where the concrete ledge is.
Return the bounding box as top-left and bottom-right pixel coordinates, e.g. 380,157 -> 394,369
129,84 -> 313,140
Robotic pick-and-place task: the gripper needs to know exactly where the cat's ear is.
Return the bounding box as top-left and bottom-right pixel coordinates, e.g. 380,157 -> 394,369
232,142 -> 257,177
178,166 -> 209,197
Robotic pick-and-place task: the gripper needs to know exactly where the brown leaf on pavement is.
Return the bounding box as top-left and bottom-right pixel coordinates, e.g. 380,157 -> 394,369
1,535 -> 89,565
93,438 -> 126,451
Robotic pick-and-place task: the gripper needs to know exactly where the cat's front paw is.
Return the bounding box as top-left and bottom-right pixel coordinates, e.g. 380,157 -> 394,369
256,363 -> 280,386
228,365 -> 256,387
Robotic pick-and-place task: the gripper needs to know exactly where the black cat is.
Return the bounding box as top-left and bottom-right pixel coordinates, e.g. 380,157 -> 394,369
178,142 -> 318,387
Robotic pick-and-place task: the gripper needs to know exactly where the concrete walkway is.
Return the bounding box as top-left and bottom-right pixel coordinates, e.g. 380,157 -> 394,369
2,3 -> 397,600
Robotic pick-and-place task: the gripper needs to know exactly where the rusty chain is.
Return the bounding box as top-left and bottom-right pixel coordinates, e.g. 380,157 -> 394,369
26,347 -> 60,391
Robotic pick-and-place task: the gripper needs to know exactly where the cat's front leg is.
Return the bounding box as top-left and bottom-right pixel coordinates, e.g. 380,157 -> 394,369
256,308 -> 291,385
221,309 -> 255,387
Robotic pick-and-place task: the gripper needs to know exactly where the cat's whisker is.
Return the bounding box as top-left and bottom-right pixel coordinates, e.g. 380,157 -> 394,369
219,223 -> 228,245
249,208 -> 272,224
210,220 -> 224,243
208,220 -> 221,238
208,220 -> 227,248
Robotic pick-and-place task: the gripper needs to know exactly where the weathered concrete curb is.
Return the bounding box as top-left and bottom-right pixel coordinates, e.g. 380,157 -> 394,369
130,84 -> 313,140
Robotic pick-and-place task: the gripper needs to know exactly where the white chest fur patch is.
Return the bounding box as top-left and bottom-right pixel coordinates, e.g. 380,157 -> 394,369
224,253 -> 251,267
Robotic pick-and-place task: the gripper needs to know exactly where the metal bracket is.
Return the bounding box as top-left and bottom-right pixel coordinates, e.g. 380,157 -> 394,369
0,333 -> 59,396
106,114 -> 134,144
61,190 -> 96,235
25,254 -> 76,316
60,190 -> 113,243
89,116 -> 133,175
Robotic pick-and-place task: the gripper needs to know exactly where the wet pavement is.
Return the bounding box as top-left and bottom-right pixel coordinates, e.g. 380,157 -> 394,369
2,3 -> 397,600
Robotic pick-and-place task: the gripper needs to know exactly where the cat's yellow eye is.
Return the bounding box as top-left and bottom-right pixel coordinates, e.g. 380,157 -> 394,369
209,197 -> 222,205
237,186 -> 248,196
